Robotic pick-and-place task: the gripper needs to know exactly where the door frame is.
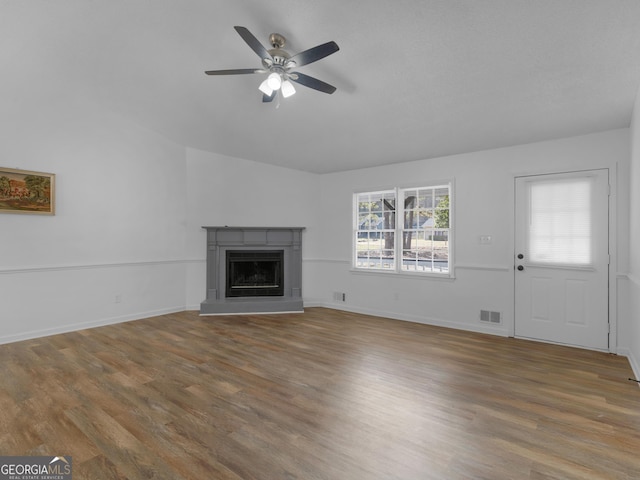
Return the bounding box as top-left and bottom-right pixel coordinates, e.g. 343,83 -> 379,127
511,166 -> 618,353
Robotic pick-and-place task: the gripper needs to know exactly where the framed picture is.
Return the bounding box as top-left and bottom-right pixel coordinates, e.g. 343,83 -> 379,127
0,167 -> 55,215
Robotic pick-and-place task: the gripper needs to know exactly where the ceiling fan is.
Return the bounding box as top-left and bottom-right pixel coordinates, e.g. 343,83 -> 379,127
205,26 -> 339,102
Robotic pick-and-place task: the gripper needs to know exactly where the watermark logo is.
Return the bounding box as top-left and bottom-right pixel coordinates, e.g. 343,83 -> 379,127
0,456 -> 72,480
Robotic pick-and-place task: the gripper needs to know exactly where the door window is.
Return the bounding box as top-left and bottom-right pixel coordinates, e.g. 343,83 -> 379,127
527,177 -> 593,266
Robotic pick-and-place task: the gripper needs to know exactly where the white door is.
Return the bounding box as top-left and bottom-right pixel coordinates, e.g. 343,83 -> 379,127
514,169 -> 609,350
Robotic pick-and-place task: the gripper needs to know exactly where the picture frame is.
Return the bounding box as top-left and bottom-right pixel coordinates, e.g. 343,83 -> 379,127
0,167 -> 55,215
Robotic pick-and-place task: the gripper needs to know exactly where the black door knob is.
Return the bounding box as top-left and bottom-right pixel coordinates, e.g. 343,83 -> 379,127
517,265 -> 524,271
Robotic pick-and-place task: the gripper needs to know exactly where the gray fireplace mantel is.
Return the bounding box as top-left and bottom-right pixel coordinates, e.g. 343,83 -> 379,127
200,227 -> 304,315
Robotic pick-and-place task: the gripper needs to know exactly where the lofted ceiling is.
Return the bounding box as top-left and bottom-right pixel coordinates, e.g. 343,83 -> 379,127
3,1 -> 640,174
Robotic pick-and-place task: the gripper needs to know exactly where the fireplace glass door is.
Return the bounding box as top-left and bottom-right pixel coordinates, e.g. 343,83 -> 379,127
226,250 -> 284,297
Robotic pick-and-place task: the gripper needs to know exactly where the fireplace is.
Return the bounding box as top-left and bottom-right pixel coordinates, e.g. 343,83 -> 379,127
200,227 -> 304,315
226,250 -> 284,297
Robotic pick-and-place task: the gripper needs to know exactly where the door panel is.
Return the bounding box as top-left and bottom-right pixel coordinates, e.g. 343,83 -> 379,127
514,170 -> 609,350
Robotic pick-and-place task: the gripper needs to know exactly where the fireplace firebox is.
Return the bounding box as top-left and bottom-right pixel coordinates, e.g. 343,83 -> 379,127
200,227 -> 304,315
226,250 -> 284,297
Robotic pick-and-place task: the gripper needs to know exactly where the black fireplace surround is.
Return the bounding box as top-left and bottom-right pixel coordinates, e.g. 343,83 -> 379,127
200,227 -> 304,315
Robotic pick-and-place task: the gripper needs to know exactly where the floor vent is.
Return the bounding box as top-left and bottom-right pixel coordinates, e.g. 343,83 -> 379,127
480,310 -> 502,324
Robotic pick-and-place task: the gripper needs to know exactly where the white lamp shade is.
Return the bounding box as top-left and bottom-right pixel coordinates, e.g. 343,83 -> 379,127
281,80 -> 296,98
266,72 -> 282,90
258,79 -> 273,96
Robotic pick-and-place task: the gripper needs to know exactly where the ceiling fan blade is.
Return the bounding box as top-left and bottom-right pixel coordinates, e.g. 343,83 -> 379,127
290,72 -> 337,94
205,68 -> 262,75
288,41 -> 339,67
262,90 -> 277,103
234,26 -> 272,61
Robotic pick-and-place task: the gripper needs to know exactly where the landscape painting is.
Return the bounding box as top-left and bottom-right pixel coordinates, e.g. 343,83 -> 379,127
0,167 -> 55,215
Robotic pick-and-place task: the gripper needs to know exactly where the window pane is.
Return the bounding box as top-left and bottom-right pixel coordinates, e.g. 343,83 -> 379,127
434,206 -> 449,228
417,194 -> 426,209
404,191 -> 418,209
355,231 -> 371,252
434,188 -> 449,206
434,191 -> 450,229
419,191 -> 433,209
381,249 -> 395,269
404,210 -> 415,229
384,212 -> 396,229
419,210 -> 433,228
383,192 -> 396,211
382,232 -> 395,250
358,214 -> 371,230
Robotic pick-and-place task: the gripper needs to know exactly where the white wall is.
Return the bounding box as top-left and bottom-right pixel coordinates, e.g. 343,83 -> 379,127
184,148 -> 321,309
0,93 -> 188,344
627,84 -> 640,379
315,130 -> 630,347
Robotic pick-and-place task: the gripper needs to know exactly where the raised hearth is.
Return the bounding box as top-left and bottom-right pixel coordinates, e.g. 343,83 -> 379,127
200,227 -> 304,315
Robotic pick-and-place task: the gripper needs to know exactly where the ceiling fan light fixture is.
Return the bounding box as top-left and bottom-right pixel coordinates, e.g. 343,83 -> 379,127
281,79 -> 296,98
266,72 -> 282,90
258,79 -> 274,96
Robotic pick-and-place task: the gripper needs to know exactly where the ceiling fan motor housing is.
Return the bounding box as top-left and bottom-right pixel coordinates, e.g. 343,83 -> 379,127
263,34 -> 292,70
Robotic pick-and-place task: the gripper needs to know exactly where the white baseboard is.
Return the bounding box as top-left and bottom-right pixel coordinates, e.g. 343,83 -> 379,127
302,298 -> 326,308
618,347 -> 640,385
308,301 -> 509,337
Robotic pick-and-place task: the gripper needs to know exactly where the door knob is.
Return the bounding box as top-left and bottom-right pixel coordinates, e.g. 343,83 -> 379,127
517,265 -> 524,271
517,254 -> 524,259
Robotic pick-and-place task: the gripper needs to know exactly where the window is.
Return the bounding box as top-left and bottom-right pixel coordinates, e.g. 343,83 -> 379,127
355,190 -> 396,270
354,184 -> 452,275
527,177 -> 592,265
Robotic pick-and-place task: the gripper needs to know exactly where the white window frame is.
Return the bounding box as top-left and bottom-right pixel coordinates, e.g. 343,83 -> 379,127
353,181 -> 454,277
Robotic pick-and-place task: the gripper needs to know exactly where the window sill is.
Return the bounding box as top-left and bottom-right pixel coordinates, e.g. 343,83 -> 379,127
350,267 -> 456,280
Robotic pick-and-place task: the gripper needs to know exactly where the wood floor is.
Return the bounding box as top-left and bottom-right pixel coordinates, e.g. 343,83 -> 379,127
0,308 -> 639,479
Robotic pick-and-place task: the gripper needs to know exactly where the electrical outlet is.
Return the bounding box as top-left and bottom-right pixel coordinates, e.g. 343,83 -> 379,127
115,294 -> 122,304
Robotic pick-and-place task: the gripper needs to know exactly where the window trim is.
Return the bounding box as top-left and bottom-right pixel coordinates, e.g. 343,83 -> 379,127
352,180 -> 454,278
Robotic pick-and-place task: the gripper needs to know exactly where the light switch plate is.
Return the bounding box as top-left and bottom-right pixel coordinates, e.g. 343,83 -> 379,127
479,235 -> 492,245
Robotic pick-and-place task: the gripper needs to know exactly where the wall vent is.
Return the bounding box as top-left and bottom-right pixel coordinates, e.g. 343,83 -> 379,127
333,292 -> 346,302
480,310 -> 502,324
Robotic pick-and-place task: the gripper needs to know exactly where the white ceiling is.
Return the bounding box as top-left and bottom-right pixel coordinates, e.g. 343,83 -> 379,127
4,1 -> 640,173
